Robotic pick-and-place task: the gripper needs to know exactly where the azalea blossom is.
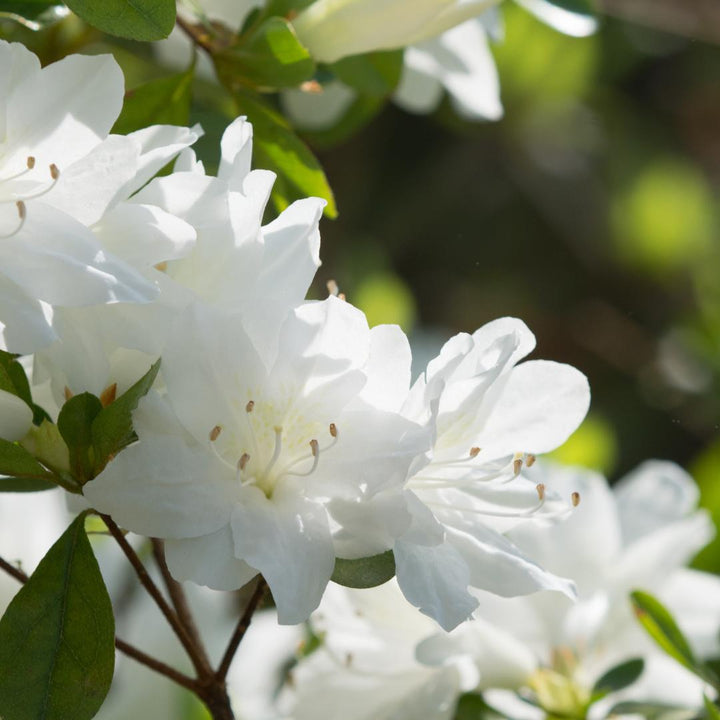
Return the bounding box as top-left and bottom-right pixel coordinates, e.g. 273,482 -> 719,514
84,298 -> 429,624
375,317 -> 591,630
0,40 -> 179,353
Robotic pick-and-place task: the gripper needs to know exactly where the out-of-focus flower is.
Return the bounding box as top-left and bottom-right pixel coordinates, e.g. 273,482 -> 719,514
84,298 -> 429,624
384,317 -> 590,630
291,0 -> 500,64
477,461 -> 720,718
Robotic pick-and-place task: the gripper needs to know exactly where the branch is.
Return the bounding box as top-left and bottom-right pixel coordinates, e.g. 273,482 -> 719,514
0,555 -> 28,584
151,538 -> 212,675
100,515 -> 209,677
216,577 -> 267,681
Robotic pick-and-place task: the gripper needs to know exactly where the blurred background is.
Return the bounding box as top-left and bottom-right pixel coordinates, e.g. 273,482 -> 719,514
2,2 -> 720,561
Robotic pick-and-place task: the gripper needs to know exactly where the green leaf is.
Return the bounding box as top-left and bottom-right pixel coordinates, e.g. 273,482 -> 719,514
0,515 -> 115,720
453,693 -> 505,720
63,0 -> 176,41
330,50 -> 404,97
58,393 -> 103,485
0,438 -> 56,491
705,697 -> 720,719
331,550 -> 395,589
609,700 -> 697,719
234,91 -> 337,217
591,658 -> 644,698
630,591 -> 698,674
112,66 -> 195,135
0,351 -> 48,425
215,16 -> 315,90
0,2 -> 64,28
91,359 -> 160,470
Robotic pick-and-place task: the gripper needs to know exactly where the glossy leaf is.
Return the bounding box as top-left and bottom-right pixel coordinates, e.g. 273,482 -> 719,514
235,91 -> 337,217
0,438 -> 56,491
112,66 -> 195,135
630,591 -> 697,673
91,359 -> 160,469
57,393 -> 103,485
592,658 -> 644,698
331,550 -> 395,589
63,0 -> 176,41
215,16 -> 315,90
0,515 -> 115,720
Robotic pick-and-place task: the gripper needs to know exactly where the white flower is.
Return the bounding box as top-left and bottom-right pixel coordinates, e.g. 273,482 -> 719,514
84,298 -> 428,624
0,389 -> 32,441
291,0 -> 501,64
383,317 -> 591,630
0,42 -> 153,353
475,460 -> 720,718
286,580 -> 536,720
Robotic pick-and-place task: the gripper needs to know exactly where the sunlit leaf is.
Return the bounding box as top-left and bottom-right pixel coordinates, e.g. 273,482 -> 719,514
63,0 -> 176,41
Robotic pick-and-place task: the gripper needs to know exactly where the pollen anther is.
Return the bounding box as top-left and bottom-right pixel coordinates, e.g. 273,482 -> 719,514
571,492 -> 581,507
209,425 -> 222,442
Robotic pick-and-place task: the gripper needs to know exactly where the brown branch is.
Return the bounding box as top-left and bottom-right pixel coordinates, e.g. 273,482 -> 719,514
0,552 -> 200,695
100,515 -> 208,677
151,538 -> 212,675
216,577 -> 267,681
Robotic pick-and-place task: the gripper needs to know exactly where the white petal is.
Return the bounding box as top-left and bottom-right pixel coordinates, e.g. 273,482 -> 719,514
394,537 -> 478,631
475,360 -> 590,459
515,0 -> 598,37
5,52 -> 123,172
218,116 -> 253,189
231,484 -> 335,624
0,281 -> 55,353
165,526 -> 258,591
613,460 -> 700,545
0,389 -> 32,441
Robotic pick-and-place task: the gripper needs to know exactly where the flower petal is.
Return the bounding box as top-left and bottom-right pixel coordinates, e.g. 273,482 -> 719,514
0,389 -> 32,441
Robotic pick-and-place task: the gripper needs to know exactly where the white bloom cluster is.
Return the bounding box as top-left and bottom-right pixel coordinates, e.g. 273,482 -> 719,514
0,41 -> 592,633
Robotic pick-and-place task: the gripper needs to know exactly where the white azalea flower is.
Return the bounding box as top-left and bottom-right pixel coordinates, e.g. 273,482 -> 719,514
473,460 -> 720,718
0,40 -> 203,354
380,317 -> 591,630
84,298 -> 429,624
291,0 -> 501,64
286,580 -> 536,720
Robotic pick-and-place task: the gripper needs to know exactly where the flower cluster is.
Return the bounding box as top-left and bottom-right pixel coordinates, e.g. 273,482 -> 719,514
0,40 -> 591,632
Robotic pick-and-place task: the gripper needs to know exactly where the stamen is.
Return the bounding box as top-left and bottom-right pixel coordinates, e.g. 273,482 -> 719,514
0,201 -> 26,239
49,164 -> 60,181
329,423 -> 338,438
263,426 -> 283,476
469,446 -> 481,458
26,156 -> 35,170
246,400 -> 255,413
209,425 -> 222,442
536,483 -> 545,501
526,454 -> 536,467
571,492 -> 581,507
0,157 -> 34,183
12,164 -> 61,203
513,457 -> 523,476
243,400 -> 259,454
238,453 -> 250,471
286,439 -> 321,477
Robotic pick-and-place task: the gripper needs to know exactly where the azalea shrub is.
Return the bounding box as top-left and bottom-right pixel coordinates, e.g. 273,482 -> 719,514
0,2 -> 719,720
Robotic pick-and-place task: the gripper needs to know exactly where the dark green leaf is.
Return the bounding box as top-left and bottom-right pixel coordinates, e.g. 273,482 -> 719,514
592,658 -> 644,698
453,693 -> 506,720
63,0 -> 176,41
112,66 -> 195,135
215,16 -> 315,90
234,91 -> 337,217
0,351 -> 32,405
0,515 -> 115,720
631,591 -> 698,674
263,0 -> 315,15
0,2 -> 63,28
330,50 -> 404,97
0,437 -> 56,489
331,550 -> 395,589
58,393 -> 103,484
91,359 -> 160,470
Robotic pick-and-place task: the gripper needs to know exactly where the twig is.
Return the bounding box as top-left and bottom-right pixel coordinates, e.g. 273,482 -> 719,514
0,552 -> 199,694
100,515 -> 208,676
151,538 -> 212,675
216,577 -> 267,681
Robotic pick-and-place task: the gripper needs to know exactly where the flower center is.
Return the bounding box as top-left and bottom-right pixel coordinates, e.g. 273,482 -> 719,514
0,156 -> 60,238
208,400 -> 338,498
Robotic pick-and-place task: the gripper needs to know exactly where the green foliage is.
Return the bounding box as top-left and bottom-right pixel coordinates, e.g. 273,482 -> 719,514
215,16 -> 315,90
548,414 -> 617,474
0,351 -> 48,425
0,515 -> 115,720
63,0 -> 176,41
453,693 -> 506,720
705,697 -> 720,719
330,50 -> 404,97
609,700 -> 698,719
591,658 -> 644,699
112,66 -> 195,135
0,438 -> 56,491
234,91 -> 337,217
58,393 -> 103,485
0,1 -> 63,28
515,0 -> 598,36
354,272 -> 417,332
331,550 -> 396,589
